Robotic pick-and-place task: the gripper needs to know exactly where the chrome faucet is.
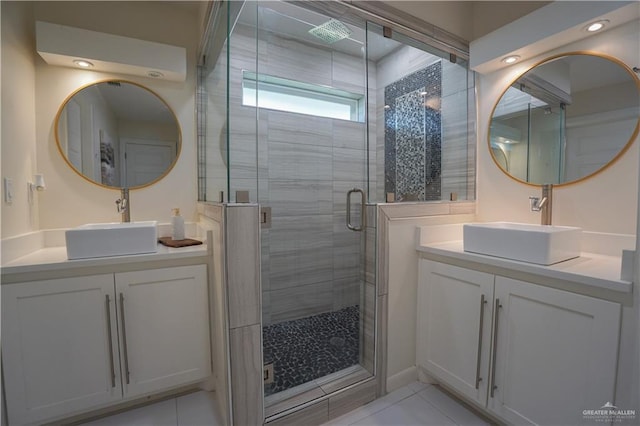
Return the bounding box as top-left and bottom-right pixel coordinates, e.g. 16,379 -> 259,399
116,188 -> 131,223
529,184 -> 552,225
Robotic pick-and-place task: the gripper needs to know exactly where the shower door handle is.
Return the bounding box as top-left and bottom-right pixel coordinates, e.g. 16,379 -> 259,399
346,188 -> 366,232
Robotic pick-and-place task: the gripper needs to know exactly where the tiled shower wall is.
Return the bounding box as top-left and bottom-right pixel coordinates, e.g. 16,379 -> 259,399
384,62 -> 442,201
375,45 -> 474,202
226,24 -> 375,326
206,22 -> 474,326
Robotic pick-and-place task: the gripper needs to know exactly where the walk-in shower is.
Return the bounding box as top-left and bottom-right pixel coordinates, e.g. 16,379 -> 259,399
198,0 -> 475,420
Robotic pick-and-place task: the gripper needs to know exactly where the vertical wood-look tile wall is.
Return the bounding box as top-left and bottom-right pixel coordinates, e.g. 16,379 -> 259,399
197,203 -> 232,425
225,205 -> 263,425
227,23 -> 372,326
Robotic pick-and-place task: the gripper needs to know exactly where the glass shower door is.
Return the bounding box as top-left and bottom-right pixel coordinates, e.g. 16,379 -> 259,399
237,0 -> 374,407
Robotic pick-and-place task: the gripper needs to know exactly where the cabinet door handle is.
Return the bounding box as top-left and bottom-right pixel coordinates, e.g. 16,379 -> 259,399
119,293 -> 131,385
490,298 -> 502,398
474,294 -> 487,389
105,294 -> 116,388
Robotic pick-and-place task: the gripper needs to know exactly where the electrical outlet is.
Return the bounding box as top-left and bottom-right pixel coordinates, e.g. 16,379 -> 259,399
4,177 -> 14,203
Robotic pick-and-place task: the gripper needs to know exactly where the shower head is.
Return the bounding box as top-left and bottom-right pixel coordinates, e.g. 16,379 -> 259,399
308,19 -> 352,44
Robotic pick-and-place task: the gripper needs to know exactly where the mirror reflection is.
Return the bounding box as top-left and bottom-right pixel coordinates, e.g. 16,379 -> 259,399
56,81 -> 180,189
490,53 -> 639,185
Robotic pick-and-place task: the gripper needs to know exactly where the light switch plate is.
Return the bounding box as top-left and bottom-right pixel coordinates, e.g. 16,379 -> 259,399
4,177 -> 14,203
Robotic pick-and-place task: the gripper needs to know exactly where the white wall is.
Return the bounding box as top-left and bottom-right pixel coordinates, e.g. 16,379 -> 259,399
470,1 -> 550,40
1,2 -> 39,238
28,1 -> 199,229
378,1 -> 472,41
2,2 -> 200,234
476,20 -> 639,234
385,213 -> 474,388
383,1 -> 549,41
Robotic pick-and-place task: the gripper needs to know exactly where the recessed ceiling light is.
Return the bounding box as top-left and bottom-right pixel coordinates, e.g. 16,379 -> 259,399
73,59 -> 93,68
586,20 -> 609,32
502,55 -> 521,64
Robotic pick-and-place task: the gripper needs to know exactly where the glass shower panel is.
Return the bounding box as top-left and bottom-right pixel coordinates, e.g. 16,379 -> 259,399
197,2 -> 230,202
528,105 -> 564,184
227,3 -> 260,203
245,1 -> 373,404
366,23 -> 476,203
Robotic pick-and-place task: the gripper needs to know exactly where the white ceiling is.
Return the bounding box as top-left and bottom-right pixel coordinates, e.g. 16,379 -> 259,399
97,82 -> 175,123
564,55 -> 634,92
236,1 -> 404,62
470,1 -> 640,74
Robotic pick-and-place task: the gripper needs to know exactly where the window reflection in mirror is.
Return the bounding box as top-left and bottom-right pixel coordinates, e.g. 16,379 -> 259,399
56,81 -> 181,189
489,53 -> 639,186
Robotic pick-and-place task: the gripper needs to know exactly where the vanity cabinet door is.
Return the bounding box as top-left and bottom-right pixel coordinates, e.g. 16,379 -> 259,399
1,275 -> 122,425
114,264 -> 211,398
417,259 -> 495,405
489,276 -> 621,425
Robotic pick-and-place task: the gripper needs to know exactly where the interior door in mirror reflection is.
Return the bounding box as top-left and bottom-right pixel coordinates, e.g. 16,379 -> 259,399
489,53 -> 640,186
123,139 -> 175,187
55,81 -> 181,189
61,99 -> 82,170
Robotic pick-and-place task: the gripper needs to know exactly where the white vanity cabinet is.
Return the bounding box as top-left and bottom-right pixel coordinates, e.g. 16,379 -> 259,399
115,265 -> 211,398
489,276 -> 620,425
2,274 -> 122,425
416,260 -> 494,405
2,264 -> 211,425
417,259 -> 622,425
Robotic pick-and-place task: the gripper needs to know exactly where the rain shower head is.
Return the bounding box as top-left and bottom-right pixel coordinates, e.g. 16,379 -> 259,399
308,19 -> 352,44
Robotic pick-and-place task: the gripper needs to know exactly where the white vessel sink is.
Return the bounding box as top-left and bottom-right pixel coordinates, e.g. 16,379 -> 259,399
65,221 -> 158,260
463,222 -> 581,265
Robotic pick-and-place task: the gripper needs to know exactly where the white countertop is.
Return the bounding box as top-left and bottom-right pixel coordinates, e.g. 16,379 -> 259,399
2,243 -> 208,277
417,240 -> 632,294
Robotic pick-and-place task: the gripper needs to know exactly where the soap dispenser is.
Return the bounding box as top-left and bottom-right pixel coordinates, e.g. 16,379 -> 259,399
171,208 -> 185,240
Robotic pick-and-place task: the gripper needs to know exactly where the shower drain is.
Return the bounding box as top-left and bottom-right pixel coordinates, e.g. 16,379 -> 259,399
329,336 -> 345,347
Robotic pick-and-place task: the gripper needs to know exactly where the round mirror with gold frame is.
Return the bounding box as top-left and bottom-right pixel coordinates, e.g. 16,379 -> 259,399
489,52 -> 640,186
55,80 -> 181,189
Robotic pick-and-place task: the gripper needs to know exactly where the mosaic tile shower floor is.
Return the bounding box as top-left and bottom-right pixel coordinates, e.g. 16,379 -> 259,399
263,305 -> 360,396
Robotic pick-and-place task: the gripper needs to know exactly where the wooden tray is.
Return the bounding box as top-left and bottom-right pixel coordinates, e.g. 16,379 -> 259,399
158,237 -> 203,248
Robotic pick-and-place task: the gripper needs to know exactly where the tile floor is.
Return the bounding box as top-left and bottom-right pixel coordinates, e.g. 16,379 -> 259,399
80,391 -> 224,426
323,382 -> 489,426
79,381 -> 488,426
